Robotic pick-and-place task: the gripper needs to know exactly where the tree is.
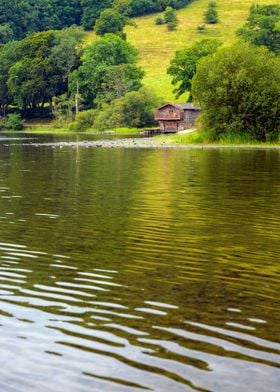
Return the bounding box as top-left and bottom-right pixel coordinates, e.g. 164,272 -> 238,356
94,8 -> 128,37
192,42 -> 280,141
7,31 -> 60,110
113,0 -> 133,16
164,6 -> 178,31
70,34 -> 143,107
0,0 -> 83,41
52,0 -> 82,29
80,0 -> 114,30
3,29 -> 83,112
237,4 -> 280,56
204,1 -> 218,24
0,23 -> 14,44
51,27 -> 85,88
0,40 -> 21,113
167,39 -> 221,100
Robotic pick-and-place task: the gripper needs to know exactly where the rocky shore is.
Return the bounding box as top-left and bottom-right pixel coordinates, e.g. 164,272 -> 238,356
25,137 -> 280,150
28,138 -> 176,149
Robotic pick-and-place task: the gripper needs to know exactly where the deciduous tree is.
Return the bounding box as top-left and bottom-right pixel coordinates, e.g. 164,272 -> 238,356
237,4 -> 280,56
167,39 -> 221,99
192,42 -> 280,141
70,34 -> 143,107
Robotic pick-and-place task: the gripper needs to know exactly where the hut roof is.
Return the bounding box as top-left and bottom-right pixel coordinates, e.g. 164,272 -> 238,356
176,103 -> 199,111
157,103 -> 199,111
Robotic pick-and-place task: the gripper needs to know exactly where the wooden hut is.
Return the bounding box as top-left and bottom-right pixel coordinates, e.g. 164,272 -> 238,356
154,103 -> 200,133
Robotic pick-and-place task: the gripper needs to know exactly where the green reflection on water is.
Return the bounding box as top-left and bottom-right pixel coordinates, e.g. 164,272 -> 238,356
0,140 -> 279,391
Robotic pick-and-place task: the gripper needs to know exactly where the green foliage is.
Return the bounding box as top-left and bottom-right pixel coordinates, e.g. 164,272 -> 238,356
81,0 -> 114,30
217,131 -> 256,144
237,4 -> 280,56
204,1 -> 219,24
130,0 -> 191,17
156,129 -> 215,144
51,27 -> 85,85
167,39 -> 221,99
0,28 -> 84,113
53,94 -> 76,121
113,0 -> 133,16
94,8 -> 127,37
0,0 -> 192,41
155,16 -> 165,25
164,7 -> 178,30
192,42 -> 280,141
3,113 -> 23,130
92,87 -> 161,130
0,23 -> 14,44
7,31 -> 59,109
0,0 -> 82,41
71,109 -> 97,131
70,34 -> 143,107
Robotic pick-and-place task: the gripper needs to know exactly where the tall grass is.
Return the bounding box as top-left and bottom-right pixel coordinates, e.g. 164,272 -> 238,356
156,130 -> 215,144
156,130 -> 280,145
217,131 -> 256,144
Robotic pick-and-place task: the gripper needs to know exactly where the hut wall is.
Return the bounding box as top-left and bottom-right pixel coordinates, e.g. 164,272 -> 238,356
184,110 -> 199,127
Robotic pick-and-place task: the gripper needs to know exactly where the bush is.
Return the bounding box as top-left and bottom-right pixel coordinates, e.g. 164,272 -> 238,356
70,109 -> 96,131
3,113 -> 23,130
204,2 -> 218,24
93,87 -> 162,130
167,20 -> 177,31
164,7 -> 178,31
155,16 -> 164,25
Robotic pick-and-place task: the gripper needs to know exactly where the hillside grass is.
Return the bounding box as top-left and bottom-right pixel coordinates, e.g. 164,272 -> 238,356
87,0 -> 277,101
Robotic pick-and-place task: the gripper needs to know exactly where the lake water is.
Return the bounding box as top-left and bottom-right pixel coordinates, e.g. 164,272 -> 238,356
0,134 -> 279,391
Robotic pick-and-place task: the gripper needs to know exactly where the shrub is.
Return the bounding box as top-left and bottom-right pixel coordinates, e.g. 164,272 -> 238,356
204,2 -> 218,24
164,7 -> 178,31
3,113 -> 23,130
155,16 -> 164,25
167,20 -> 177,31
71,109 -> 96,131
93,87 -> 162,130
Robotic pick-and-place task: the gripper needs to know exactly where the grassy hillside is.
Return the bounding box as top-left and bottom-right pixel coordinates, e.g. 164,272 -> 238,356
87,0 -> 279,101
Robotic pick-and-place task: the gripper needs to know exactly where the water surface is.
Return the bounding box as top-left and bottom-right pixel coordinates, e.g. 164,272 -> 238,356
0,136 -> 279,391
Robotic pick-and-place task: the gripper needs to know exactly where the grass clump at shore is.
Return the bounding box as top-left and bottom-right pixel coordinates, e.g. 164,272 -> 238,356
155,130 -> 214,144
155,130 -> 280,145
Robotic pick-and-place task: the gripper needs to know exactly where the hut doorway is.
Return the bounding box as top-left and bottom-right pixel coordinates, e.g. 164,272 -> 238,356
164,121 -> 178,133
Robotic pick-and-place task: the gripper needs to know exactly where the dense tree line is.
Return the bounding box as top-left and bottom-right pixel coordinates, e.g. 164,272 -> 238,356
0,29 -> 145,119
0,27 -> 84,114
0,0 -> 193,41
0,0 -> 82,42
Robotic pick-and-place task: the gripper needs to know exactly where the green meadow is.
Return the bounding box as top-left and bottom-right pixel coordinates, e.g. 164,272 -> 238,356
121,0 -> 277,101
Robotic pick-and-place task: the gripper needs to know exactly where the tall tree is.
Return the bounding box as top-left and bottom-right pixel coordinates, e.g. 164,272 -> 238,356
192,42 -> 280,141
94,8 -> 128,37
70,34 -> 143,107
167,39 -> 221,100
237,4 -> 280,56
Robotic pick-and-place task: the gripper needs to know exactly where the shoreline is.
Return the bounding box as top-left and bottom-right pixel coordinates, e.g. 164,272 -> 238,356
15,137 -> 280,150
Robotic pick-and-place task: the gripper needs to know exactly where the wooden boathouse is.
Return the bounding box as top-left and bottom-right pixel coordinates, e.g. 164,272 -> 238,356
154,103 -> 200,133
